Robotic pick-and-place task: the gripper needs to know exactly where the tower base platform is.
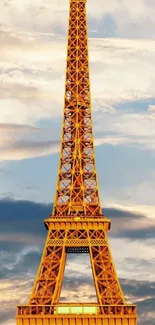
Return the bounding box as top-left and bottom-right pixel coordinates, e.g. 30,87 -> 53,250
16,304 -> 137,325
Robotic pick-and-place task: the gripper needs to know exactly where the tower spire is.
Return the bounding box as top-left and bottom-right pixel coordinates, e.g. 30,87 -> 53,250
53,0 -> 102,217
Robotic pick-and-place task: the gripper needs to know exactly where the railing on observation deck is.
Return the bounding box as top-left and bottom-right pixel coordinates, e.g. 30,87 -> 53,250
17,304 -> 137,316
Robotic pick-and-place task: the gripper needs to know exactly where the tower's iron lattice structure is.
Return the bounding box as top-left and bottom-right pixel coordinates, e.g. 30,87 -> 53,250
16,0 -> 137,324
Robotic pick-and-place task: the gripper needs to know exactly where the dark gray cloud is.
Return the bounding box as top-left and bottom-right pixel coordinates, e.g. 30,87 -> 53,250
121,280 -> 155,324
121,278 -> 155,299
0,199 -> 154,324
0,247 -> 41,279
0,198 -> 49,236
0,199 -> 49,281
105,208 -> 155,240
0,198 -> 154,240
104,207 -> 144,219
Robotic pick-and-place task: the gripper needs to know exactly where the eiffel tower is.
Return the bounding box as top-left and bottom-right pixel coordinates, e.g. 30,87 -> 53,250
16,0 -> 137,324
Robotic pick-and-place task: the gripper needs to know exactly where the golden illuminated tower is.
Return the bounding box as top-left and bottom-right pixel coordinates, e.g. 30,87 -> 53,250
16,0 -> 137,324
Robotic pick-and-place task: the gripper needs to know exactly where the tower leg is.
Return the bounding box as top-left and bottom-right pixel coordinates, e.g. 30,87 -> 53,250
88,230 -> 125,305
29,230 -> 66,305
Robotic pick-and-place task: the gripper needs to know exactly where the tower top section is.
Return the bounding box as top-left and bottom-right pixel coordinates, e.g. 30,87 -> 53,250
52,0 -> 103,218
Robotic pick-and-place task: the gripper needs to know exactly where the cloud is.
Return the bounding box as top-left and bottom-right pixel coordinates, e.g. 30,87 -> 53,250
1,277 -> 155,324
1,23 -> 155,156
0,198 -> 154,239
0,199 -> 154,324
0,139 -> 60,160
0,278 -> 33,325
93,100 -> 155,150
0,124 -> 60,160
0,233 -> 43,245
0,245 -> 41,280
104,206 -> 155,238
1,0 -> 155,40
1,30 -> 155,124
0,123 -> 141,161
0,198 -> 155,280
0,199 -> 155,254
0,82 -> 55,104
0,199 -> 50,237
1,98 -> 155,160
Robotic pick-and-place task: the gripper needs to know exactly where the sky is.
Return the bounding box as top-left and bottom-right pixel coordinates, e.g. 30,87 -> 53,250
0,0 -> 155,324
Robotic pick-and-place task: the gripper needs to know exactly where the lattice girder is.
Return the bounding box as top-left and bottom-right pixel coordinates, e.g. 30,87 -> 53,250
53,0 -> 102,217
